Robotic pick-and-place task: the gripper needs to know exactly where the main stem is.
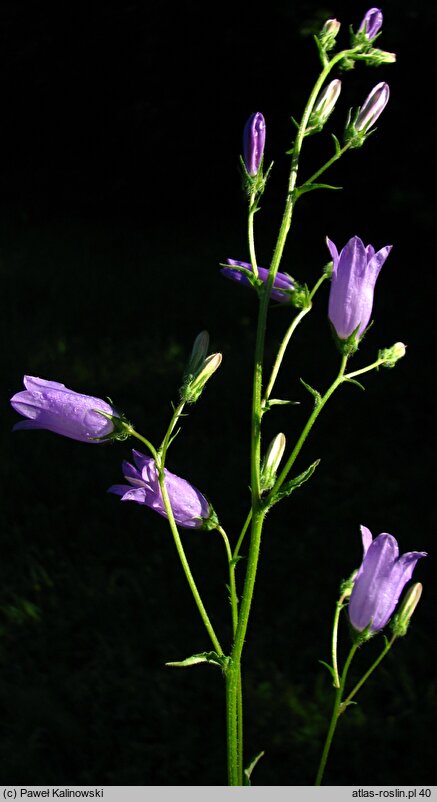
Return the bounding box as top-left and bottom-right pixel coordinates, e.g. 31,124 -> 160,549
226,47 -> 359,785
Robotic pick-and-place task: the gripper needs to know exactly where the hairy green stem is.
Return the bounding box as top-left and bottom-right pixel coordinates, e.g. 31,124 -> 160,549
340,634 -> 397,712
156,404 -> 224,657
267,353 -> 348,502
315,642 -> 358,785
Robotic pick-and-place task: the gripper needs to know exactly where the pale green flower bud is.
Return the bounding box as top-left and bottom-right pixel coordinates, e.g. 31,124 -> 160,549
391,583 -> 423,637
182,353 -> 222,404
307,80 -> 342,133
319,18 -> 341,51
260,433 -> 286,492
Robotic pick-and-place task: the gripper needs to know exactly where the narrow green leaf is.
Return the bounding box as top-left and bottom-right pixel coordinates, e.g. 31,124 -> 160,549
270,459 -> 320,505
165,651 -> 227,669
318,660 -> 337,682
244,750 -> 265,785
331,133 -> 342,155
344,377 -> 366,391
297,182 -> 342,196
300,378 -> 322,406
229,555 -> 245,569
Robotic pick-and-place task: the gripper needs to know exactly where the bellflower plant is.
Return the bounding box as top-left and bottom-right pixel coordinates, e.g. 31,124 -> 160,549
9,7 -> 426,788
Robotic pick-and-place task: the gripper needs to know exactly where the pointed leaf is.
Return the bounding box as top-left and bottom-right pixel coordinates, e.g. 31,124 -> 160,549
244,751 -> 265,786
318,660 -> 337,682
270,460 -> 320,505
166,651 -> 228,669
300,378 -> 322,406
331,133 -> 342,155
229,555 -> 245,569
344,377 -> 366,391
297,182 -> 342,197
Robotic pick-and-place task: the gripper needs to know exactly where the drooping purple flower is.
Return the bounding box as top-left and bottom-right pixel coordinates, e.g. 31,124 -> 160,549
10,376 -> 116,443
108,449 -> 213,529
358,8 -> 383,39
221,259 -> 294,303
327,236 -> 392,341
348,526 -> 426,633
355,82 -> 390,133
243,112 -> 266,176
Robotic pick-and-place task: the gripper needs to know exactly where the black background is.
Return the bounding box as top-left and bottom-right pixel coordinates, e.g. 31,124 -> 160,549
1,0 -> 435,786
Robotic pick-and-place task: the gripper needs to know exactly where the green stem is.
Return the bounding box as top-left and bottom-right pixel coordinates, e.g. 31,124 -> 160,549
225,48 -> 359,786
156,403 -> 224,657
315,642 -> 358,785
248,191 -> 259,280
128,428 -> 159,460
331,598 -> 346,689
226,507 -> 266,785
301,142 -> 352,189
263,272 -> 329,405
217,525 -> 239,636
233,510 -> 252,562
264,307 -> 311,403
267,353 -> 348,501
340,634 -> 397,712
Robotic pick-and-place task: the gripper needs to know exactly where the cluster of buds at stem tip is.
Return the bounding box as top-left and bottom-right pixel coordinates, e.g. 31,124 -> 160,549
260,433 -> 286,492
306,80 -> 342,134
345,9 -> 395,69
318,18 -> 341,51
344,82 -> 390,148
181,331 -> 222,404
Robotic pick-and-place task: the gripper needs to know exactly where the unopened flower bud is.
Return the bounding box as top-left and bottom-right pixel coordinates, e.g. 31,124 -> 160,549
243,112 -> 266,176
307,80 -> 342,133
260,433 -> 286,492
182,353 -> 222,404
319,18 -> 341,50
185,331 -> 210,378
358,8 -> 383,40
379,342 -> 407,368
355,82 -> 390,133
345,82 -> 390,148
391,583 -> 423,637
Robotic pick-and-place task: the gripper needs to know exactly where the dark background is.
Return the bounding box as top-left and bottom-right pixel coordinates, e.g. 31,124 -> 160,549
0,0 -> 435,786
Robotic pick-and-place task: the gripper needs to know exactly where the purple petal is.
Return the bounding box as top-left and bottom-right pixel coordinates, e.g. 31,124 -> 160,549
243,112 -> 266,176
360,525 -> 373,558
221,259 -> 293,303
371,550 -> 427,631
